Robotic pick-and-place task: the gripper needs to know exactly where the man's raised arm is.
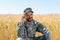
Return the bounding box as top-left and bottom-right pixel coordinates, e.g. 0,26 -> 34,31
16,22 -> 25,38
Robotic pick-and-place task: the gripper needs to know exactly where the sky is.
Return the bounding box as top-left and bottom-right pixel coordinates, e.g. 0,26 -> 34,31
0,0 -> 60,14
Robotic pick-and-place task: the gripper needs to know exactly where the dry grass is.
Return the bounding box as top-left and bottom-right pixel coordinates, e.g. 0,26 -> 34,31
0,14 -> 60,40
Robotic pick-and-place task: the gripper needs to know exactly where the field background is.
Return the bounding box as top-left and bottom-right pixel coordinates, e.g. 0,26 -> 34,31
0,14 -> 60,40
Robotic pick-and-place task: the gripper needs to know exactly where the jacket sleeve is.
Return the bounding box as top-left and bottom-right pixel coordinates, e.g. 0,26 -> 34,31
36,22 -> 50,40
16,22 -> 25,38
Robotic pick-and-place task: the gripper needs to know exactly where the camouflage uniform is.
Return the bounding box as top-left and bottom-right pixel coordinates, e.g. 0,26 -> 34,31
16,19 -> 50,40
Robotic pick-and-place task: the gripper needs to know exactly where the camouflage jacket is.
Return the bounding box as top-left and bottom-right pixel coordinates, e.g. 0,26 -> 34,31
16,19 -> 50,40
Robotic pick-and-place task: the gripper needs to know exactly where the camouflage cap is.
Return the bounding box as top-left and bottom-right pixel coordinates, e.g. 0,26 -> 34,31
24,7 -> 33,13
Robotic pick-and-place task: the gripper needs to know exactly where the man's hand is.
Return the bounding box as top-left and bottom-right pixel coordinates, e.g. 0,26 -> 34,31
21,14 -> 26,23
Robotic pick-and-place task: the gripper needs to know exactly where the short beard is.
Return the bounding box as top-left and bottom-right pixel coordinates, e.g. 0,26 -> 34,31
26,19 -> 32,22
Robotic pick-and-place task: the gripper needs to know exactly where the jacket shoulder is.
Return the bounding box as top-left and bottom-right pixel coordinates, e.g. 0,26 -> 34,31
33,19 -> 39,25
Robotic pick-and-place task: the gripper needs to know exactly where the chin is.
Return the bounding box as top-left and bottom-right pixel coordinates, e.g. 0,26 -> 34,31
27,19 -> 33,22
27,19 -> 31,22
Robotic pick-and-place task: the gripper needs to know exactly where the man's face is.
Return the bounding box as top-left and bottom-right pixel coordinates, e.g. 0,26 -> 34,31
25,11 -> 33,22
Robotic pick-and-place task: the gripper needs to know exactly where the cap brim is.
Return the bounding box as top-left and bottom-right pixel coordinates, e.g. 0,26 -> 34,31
24,10 -> 33,13
29,11 -> 33,13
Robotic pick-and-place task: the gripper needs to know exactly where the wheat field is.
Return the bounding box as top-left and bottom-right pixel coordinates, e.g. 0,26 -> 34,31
0,14 -> 60,40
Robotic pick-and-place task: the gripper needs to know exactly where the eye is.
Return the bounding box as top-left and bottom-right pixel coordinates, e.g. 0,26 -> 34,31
26,15 -> 29,16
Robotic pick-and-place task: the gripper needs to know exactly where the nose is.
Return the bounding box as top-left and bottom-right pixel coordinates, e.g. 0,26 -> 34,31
29,16 -> 32,18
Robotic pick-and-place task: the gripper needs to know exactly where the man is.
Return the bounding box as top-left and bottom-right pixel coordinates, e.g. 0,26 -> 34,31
16,8 -> 50,40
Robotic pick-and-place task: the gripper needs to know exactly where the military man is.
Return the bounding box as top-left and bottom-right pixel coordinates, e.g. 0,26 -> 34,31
16,8 -> 50,40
